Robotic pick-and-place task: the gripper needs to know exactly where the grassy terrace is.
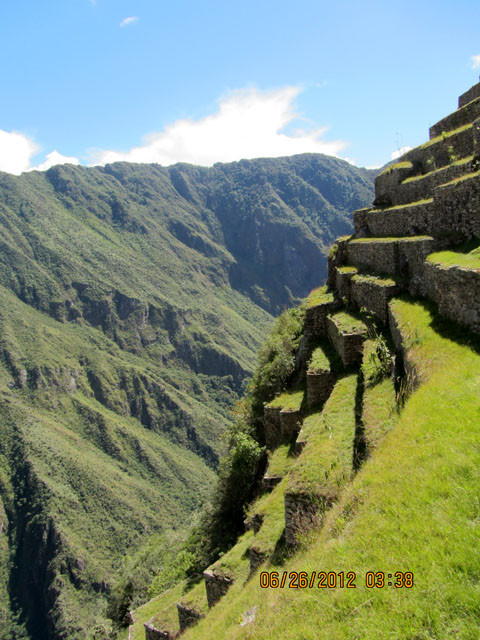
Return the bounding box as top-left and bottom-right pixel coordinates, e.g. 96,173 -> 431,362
307,345 -> 331,373
336,265 -> 358,274
287,374 -> 357,494
361,339 -> 397,452
427,245 -> 480,272
267,388 -> 304,411
305,285 -> 336,309
210,530 -> 253,582
265,443 -> 298,477
420,121 -> 472,149
329,311 -> 367,336
349,234 -> 433,244
183,298 -> 480,638
352,273 -> 398,287
247,481 -> 287,556
378,160 -> 413,176
441,167 -> 480,187
402,155 -> 473,184
128,581 -> 187,640
176,579 -> 208,615
369,197 -> 433,211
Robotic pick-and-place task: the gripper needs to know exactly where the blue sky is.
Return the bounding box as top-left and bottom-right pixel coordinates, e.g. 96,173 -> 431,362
1,0 -> 479,174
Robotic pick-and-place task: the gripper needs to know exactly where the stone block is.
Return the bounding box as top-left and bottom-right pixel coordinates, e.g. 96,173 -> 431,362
326,313 -> 367,368
249,546 -> 267,574
261,475 -> 282,493
430,96 -> 480,139
459,78 -> 480,108
306,370 -> 336,408
263,405 -> 282,450
350,275 -> 401,324
143,624 -> 173,640
304,298 -> 340,339
203,570 -> 234,608
284,491 -> 330,546
176,602 -> 204,632
279,408 -> 302,440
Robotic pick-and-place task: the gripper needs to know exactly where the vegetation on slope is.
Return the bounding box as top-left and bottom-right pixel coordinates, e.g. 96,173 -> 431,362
0,154 -> 375,637
179,298 -> 480,639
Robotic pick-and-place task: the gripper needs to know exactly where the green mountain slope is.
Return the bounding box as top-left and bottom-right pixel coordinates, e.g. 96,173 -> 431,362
0,154 -> 375,638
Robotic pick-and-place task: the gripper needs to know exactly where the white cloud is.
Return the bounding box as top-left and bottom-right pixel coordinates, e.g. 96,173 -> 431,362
92,87 -> 347,167
0,130 -> 80,175
471,55 -> 480,69
0,130 -> 39,175
120,16 -> 138,27
391,146 -> 412,161
30,150 -> 80,172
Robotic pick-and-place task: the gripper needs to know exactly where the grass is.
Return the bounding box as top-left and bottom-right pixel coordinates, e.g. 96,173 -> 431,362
265,444 -> 298,477
247,482 -> 287,557
427,244 -> 480,272
441,166 -> 480,187
128,581 -> 187,639
369,197 -> 433,210
352,274 -> 398,288
209,530 -> 254,582
420,122 -> 472,149
307,346 -> 331,374
329,311 -> 367,336
350,234 -> 432,244
361,339 -> 397,452
378,161 -> 413,176
182,298 -> 480,639
336,266 -> 358,274
287,374 -> 357,492
402,155 -> 473,184
267,388 -> 304,411
306,286 -> 336,309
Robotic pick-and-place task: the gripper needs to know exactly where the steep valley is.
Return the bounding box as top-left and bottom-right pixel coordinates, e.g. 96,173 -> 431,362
0,154 -> 375,638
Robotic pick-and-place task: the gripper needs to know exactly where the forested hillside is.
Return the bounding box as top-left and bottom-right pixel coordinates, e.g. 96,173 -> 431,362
0,154 -> 375,638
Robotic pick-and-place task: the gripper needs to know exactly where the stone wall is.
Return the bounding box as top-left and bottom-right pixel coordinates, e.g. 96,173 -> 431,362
459,78 -> 480,108
434,172 -> 480,240
403,125 -> 473,173
144,624 -> 173,640
249,546 -> 267,574
350,276 -> 401,324
422,260 -> 480,333
430,96 -> 480,139
280,409 -> 302,440
304,298 -> 340,338
203,570 -> 234,608
326,316 -> 365,367
261,475 -> 282,493
306,370 -> 336,408
346,240 -> 398,275
284,491 -> 329,546
263,405 -> 282,450
177,602 -> 204,632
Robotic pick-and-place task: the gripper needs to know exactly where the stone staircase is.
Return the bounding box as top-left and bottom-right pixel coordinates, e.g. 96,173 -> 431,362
134,76 -> 480,640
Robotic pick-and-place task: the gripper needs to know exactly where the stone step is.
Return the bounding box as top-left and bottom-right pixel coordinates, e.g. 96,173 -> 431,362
422,249 -> 480,334
395,156 -> 474,206
334,265 -> 358,298
306,345 -> 337,409
203,569 -> 234,608
375,124 -> 474,206
429,95 -> 480,139
176,602 -> 204,633
403,122 -> 474,175
284,375 -> 357,546
349,273 -> 403,324
326,311 -> 368,367
353,200 -> 436,238
433,169 -> 480,240
345,236 -> 438,280
459,77 -> 480,108
304,287 -> 340,339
